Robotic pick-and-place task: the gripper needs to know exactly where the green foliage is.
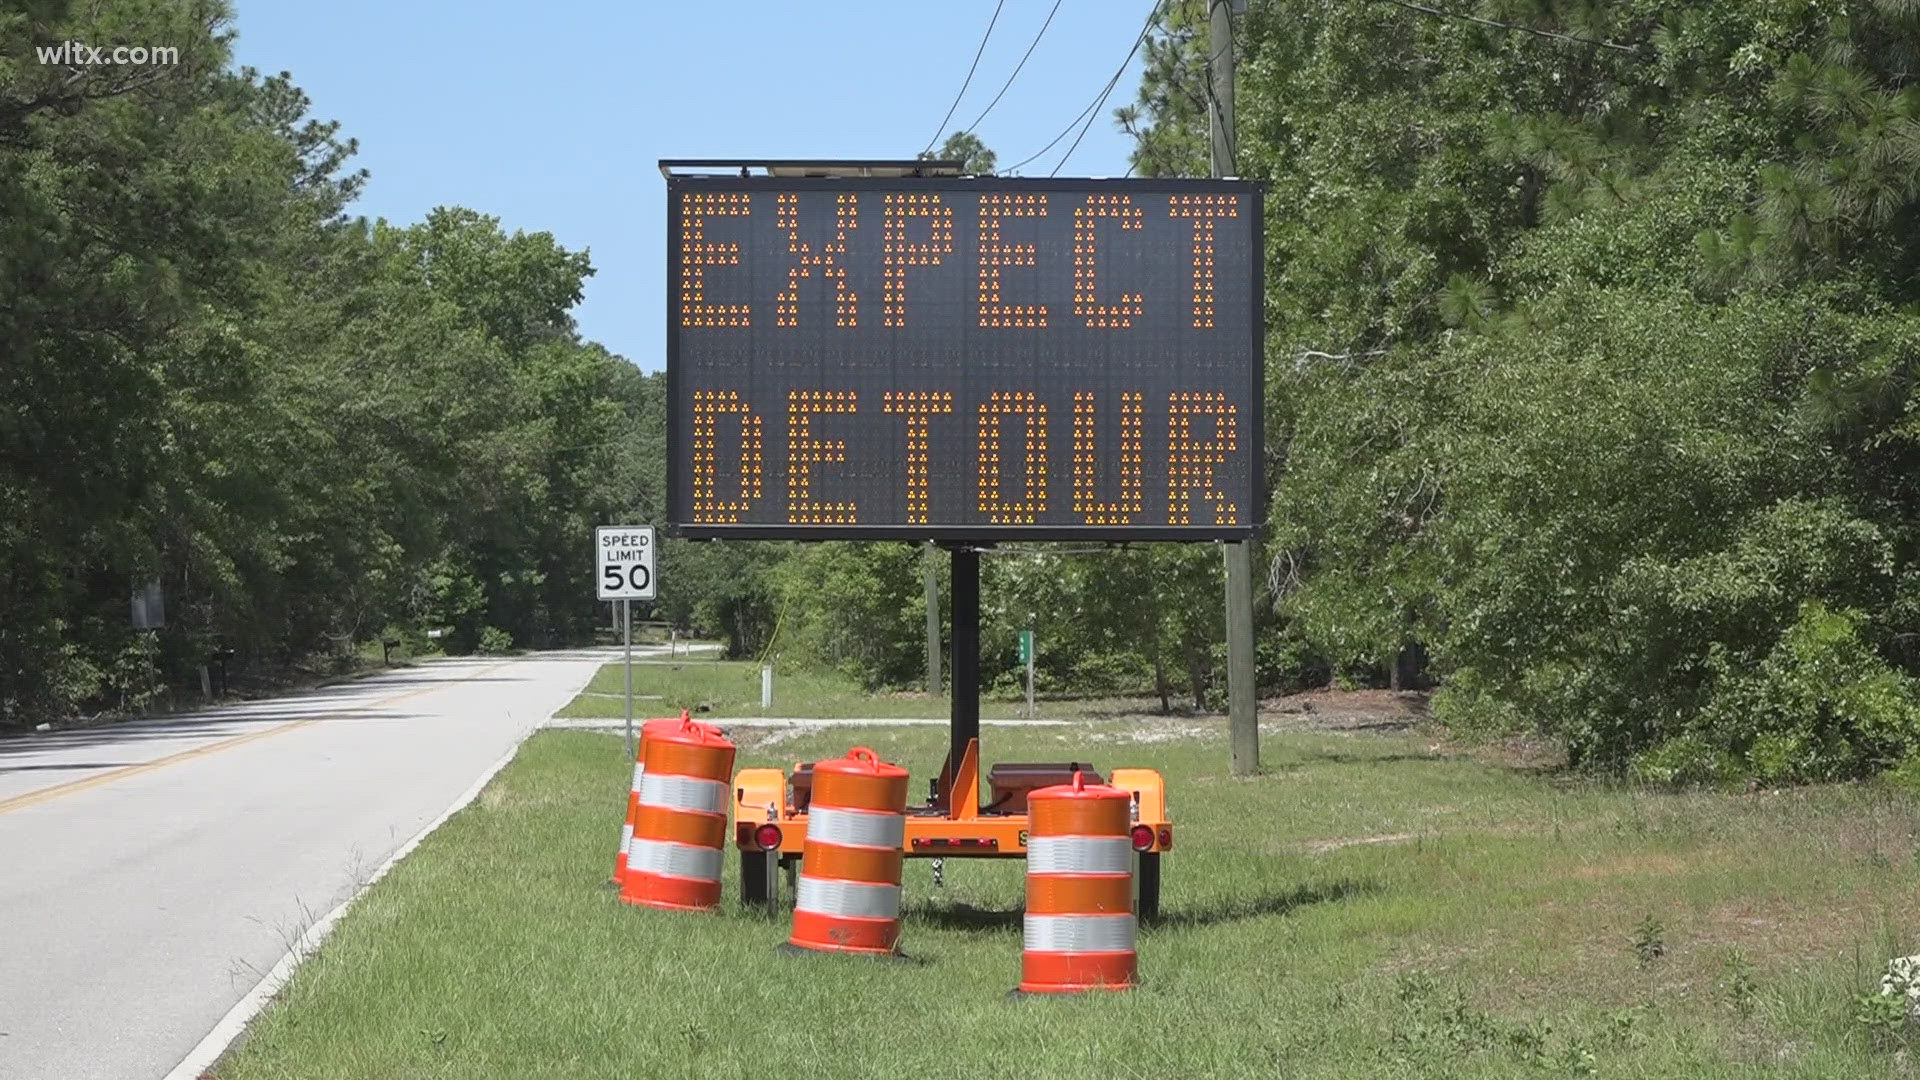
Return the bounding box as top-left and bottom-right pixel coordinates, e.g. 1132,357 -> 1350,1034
1118,0 -> 1212,179
1630,915 -> 1666,969
1384,971 -> 1606,1074
1629,736 -> 1742,787
0,1 -> 666,723
476,627 -> 514,656
921,131 -> 996,175
1852,989 -> 1911,1045
659,541 -> 780,660
1114,0 -> 1920,779
1689,602 -> 1920,783
1723,949 -> 1760,1019
771,543 -> 929,688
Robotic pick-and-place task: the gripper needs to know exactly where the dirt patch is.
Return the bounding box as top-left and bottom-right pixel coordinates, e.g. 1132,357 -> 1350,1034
1081,716 -> 1221,745
1449,733 -> 1568,772
1695,895 -> 1900,961
726,725 -> 808,752
1257,687 -> 1570,770
1259,688 -> 1431,734
1301,832 -> 1421,855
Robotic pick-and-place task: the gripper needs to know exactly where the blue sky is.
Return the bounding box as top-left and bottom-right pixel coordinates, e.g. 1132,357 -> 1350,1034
229,1 -> 1155,371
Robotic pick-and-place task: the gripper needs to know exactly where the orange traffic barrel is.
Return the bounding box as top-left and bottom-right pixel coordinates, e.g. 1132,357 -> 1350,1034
788,747 -> 909,955
611,717 -> 683,887
620,713 -> 736,912
1018,770 -> 1136,993
612,733 -> 644,886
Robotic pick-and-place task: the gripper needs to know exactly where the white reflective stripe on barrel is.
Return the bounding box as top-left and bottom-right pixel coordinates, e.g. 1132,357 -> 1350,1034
626,838 -> 722,881
618,822 -> 634,860
1023,913 -> 1137,954
806,806 -> 906,850
795,874 -> 901,920
1026,835 -> 1131,875
638,772 -> 727,814
630,762 -> 645,793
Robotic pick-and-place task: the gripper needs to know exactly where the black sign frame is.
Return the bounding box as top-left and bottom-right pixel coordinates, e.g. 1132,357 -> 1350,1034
664,174 -> 1265,542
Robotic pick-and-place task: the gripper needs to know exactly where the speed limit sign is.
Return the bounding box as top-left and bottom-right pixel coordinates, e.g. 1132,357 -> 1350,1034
595,525 -> 657,601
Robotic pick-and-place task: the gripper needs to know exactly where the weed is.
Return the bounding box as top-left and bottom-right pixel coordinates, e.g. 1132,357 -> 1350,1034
1396,970 -> 1439,1005
1723,949 -> 1759,1019
1388,976 -> 1589,1072
679,1022 -> 710,1055
1853,990 -> 1910,1047
1632,914 -> 1667,968
1506,1016 -> 1552,1065
1604,1004 -> 1650,1049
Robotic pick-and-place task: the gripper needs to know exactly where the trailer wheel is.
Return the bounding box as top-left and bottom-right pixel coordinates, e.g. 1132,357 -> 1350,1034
740,849 -> 772,908
1136,852 -> 1162,925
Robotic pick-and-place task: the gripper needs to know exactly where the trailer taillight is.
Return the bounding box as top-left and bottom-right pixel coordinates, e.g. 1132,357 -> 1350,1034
1129,824 -> 1155,852
754,824 -> 783,851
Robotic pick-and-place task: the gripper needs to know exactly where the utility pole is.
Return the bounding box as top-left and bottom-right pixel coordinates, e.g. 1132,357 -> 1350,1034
1211,0 -> 1259,778
923,541 -> 941,695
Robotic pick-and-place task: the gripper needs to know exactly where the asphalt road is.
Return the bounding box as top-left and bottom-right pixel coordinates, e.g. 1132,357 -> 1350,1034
0,647 -> 619,1080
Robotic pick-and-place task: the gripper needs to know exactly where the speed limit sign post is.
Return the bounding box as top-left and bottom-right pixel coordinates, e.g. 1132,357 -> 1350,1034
596,526 -> 656,757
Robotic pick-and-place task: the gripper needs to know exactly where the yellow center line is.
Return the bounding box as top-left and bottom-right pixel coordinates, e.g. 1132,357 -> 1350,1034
0,660 -> 517,817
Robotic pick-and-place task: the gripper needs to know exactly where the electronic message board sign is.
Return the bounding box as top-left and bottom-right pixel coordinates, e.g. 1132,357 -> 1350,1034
666,175 -> 1262,540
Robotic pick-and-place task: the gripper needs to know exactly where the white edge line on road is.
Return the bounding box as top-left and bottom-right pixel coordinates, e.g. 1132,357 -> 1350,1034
541,717 -> 1073,728
160,654 -> 614,1080
163,659 -> 1024,1078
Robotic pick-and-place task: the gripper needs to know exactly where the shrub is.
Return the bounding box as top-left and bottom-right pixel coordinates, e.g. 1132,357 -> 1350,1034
1693,602 -> 1920,782
1630,735 -> 1741,786
477,626 -> 515,655
1630,603 -> 1920,784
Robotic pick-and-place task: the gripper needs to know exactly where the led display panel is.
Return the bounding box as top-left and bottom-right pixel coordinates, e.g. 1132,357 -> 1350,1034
666,176 -> 1263,540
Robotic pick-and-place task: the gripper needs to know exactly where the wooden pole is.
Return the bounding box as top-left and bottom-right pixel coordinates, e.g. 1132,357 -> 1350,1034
1212,0 -> 1259,778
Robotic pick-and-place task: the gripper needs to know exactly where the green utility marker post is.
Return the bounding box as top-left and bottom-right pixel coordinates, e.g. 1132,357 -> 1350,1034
1019,629 -> 1035,719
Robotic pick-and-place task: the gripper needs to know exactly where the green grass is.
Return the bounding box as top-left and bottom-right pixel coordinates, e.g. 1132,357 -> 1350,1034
215,713 -> 1920,1078
552,659 -> 1166,721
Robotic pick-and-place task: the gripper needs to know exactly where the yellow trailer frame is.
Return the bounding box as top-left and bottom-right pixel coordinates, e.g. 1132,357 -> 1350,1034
728,546 -> 1172,918
731,737 -> 1171,916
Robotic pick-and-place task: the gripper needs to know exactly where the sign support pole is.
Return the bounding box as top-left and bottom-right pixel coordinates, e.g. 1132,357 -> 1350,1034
623,598 -> 634,760
1211,0 -> 1259,778
924,541 -> 941,696
595,524 -> 654,759
949,546 -> 979,810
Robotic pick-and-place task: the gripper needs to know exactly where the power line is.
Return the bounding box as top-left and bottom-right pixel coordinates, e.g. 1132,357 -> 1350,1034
1004,1 -> 1160,176
921,0 -> 1008,156
1049,3 -> 1160,176
1001,97 -> 1099,175
1047,63 -> 1136,176
960,0 -> 1064,136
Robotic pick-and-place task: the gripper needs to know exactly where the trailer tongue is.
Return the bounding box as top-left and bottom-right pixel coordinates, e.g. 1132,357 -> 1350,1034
730,545 -> 1170,920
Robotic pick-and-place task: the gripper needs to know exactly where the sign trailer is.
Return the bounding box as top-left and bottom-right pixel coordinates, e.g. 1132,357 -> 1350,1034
662,159 -> 1265,917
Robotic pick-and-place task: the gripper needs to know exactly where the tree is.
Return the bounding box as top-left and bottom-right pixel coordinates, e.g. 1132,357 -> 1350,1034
1117,0 -> 1920,779
920,130 -> 996,174
0,0 -> 696,722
